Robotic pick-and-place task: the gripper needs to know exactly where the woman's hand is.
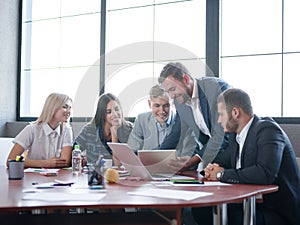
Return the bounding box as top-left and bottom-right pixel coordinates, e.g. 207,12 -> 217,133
110,126 -> 119,143
81,150 -> 87,167
24,158 -> 69,168
43,158 -> 69,168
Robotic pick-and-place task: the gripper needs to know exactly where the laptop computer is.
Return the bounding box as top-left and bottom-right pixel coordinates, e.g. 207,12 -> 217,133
107,143 -> 178,181
138,150 -> 177,175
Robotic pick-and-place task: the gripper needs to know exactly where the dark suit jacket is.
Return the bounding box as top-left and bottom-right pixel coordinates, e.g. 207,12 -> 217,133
214,115 -> 300,225
175,77 -> 229,166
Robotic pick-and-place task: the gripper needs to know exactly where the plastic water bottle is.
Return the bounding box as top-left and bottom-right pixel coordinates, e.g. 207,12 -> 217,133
72,145 -> 82,174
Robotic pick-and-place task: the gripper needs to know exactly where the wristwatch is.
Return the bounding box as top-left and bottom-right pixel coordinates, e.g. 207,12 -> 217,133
216,170 -> 224,181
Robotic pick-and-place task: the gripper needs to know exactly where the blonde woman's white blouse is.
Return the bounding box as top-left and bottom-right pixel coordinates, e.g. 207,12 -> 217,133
13,122 -> 73,160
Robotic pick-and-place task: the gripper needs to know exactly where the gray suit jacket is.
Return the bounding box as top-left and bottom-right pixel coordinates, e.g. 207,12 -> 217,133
175,77 -> 229,166
127,111 -> 196,157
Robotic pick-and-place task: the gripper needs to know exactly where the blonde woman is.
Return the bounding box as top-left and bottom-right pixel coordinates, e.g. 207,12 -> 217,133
7,93 -> 73,168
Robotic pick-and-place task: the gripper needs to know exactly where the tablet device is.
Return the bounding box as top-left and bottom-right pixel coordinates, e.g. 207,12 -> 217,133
138,150 -> 177,175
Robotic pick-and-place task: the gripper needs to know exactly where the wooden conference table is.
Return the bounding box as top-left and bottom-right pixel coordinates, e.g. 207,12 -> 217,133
0,166 -> 278,225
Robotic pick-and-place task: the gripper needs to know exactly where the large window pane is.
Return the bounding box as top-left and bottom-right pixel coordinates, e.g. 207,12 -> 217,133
60,14 -> 100,67
105,62 -> 159,117
29,20 -> 60,69
284,0 -> 300,52
219,0 -> 300,118
107,0 -> 187,10
221,0 -> 282,56
155,0 -> 206,59
221,55 -> 282,117
283,53 -> 300,117
106,6 -> 154,56
107,0 -> 154,10
20,67 -> 94,117
20,0 -> 101,118
72,65 -> 100,118
30,0 -> 60,20
105,0 -> 206,117
61,0 -> 100,16
105,58 -> 207,118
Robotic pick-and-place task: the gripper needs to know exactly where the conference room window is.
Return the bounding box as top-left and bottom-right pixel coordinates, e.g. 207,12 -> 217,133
104,0 -> 206,117
19,0 -> 206,119
220,0 -> 300,117
19,0 -> 101,119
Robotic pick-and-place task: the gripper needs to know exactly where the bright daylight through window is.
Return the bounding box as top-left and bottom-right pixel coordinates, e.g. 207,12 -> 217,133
19,0 -> 300,120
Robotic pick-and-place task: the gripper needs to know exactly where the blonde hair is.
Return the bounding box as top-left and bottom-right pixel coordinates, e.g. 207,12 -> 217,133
36,93 -> 72,124
149,84 -> 170,100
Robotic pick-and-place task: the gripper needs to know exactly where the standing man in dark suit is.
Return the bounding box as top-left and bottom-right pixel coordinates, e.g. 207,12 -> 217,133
197,88 -> 300,225
158,62 -> 230,170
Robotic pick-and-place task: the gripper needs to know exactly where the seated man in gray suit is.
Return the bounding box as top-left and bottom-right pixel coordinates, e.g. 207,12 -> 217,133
127,84 -> 196,159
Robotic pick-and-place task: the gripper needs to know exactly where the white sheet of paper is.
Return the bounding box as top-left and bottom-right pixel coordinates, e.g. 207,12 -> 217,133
169,175 -> 195,180
171,181 -> 232,187
22,192 -> 106,202
202,181 -> 231,186
128,188 -> 213,201
24,168 -> 60,173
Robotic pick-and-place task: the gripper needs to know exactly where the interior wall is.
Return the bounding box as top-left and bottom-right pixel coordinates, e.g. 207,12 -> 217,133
0,0 -> 19,136
6,122 -> 86,140
279,124 -> 300,158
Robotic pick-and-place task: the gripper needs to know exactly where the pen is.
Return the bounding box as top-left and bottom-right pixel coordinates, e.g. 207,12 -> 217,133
40,172 -> 58,176
52,182 -> 74,186
33,169 -> 45,172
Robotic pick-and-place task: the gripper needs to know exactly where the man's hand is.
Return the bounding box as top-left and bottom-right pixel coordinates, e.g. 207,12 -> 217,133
203,163 -> 224,180
168,156 -> 191,173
